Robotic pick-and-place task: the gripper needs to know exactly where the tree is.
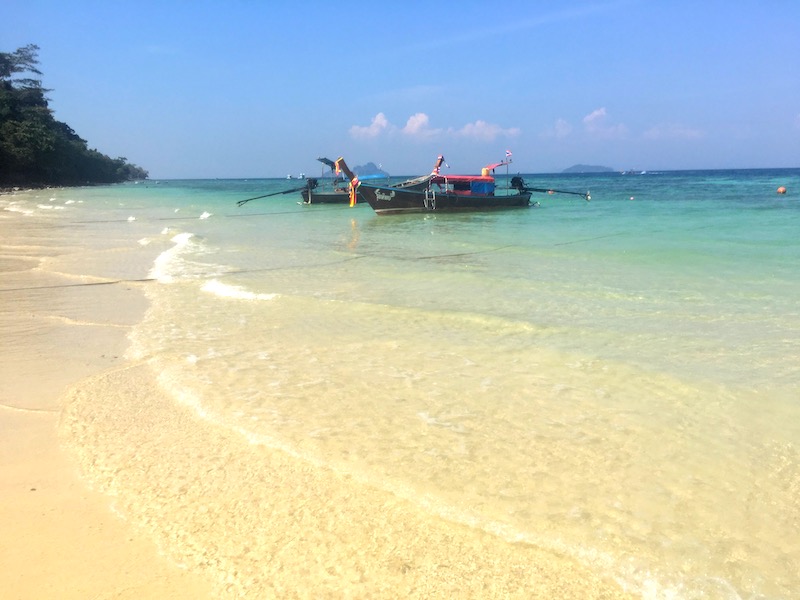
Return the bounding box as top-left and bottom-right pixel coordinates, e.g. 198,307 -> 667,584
0,44 -> 42,80
0,44 -> 148,187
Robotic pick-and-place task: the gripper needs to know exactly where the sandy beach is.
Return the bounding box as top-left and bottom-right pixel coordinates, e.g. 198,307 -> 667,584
0,195 -> 214,598
1,190 -> 637,599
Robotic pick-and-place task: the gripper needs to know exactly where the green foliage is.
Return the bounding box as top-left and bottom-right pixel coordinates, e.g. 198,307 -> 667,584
0,44 -> 148,187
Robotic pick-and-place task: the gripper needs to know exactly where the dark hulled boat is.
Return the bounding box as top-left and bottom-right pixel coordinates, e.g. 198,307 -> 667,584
335,156 -> 533,214
301,157 -> 438,205
356,178 -> 533,214
301,157 -> 355,204
300,181 -> 356,204
237,156 -> 588,211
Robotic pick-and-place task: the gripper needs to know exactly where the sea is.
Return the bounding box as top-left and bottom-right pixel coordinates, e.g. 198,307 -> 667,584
3,168 -> 799,598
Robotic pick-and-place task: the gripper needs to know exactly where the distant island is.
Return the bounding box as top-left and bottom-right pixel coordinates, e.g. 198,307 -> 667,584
562,164 -> 615,174
353,162 -> 389,177
1,44 -> 148,189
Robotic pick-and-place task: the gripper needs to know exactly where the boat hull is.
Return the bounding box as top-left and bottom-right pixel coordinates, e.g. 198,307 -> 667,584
301,189 -> 355,204
302,177 -> 432,204
357,184 -> 532,214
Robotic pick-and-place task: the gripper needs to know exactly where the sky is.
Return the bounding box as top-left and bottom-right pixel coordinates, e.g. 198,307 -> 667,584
4,0 -> 800,179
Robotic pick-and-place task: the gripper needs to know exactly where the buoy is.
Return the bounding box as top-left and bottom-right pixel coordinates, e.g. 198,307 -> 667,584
777,186 -> 787,194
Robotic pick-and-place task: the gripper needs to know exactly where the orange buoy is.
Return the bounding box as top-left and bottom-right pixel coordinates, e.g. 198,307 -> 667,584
777,186 -> 787,194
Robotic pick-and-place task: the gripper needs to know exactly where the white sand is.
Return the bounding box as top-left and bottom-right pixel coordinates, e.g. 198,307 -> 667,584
0,203 -> 213,598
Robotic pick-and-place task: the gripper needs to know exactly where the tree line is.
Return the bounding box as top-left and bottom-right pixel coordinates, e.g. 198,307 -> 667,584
1,44 -> 148,187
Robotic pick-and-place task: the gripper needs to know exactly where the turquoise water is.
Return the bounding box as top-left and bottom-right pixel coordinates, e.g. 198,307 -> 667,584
7,169 -> 799,598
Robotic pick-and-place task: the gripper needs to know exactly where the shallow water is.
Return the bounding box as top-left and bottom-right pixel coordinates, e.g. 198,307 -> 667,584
6,170 -> 799,598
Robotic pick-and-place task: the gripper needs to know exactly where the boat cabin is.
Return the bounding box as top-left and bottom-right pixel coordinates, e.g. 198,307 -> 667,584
431,175 -> 495,196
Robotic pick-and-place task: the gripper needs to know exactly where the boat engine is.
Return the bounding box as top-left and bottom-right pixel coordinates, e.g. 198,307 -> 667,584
510,176 -> 527,191
306,178 -> 318,190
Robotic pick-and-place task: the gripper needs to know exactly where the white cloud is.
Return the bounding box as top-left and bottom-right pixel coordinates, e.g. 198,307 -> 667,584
349,113 -> 519,141
402,113 -> 441,138
453,120 -> 520,141
541,118 -> 573,139
583,107 -> 627,138
643,123 -> 704,140
554,118 -> 572,138
583,107 -> 607,127
349,112 -> 392,139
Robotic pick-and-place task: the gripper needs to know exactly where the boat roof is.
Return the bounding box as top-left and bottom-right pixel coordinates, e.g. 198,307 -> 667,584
432,174 -> 494,183
429,158 -> 510,183
316,157 -> 337,170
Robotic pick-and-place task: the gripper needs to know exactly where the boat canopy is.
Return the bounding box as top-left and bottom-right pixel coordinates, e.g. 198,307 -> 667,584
316,157 -> 337,170
481,159 -> 511,176
432,175 -> 495,184
432,174 -> 495,195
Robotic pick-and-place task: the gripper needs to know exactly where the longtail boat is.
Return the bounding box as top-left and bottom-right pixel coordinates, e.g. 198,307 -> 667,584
334,155 -> 590,214
301,157 -> 443,205
335,155 -> 529,214
236,158 -> 442,209
301,157 -> 356,204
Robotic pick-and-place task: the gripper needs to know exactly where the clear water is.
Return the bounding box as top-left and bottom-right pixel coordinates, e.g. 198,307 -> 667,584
7,169 -> 799,598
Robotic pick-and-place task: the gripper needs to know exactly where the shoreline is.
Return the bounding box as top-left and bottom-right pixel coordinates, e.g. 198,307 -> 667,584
0,198 -> 214,598
2,191 -> 636,598
1,185 -> 63,196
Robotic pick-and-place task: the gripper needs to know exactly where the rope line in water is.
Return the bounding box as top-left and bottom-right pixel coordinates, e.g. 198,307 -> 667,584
552,233 -> 628,246
412,244 -> 514,260
0,245 -> 513,293
0,256 -> 370,293
8,215 -> 716,292
0,278 -> 156,293
4,225 -> 691,293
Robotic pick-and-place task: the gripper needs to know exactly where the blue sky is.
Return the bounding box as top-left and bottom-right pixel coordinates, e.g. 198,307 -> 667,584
5,0 -> 799,178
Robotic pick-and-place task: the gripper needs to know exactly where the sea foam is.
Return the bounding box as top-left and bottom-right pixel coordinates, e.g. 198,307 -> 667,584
148,232 -> 196,283
201,279 -> 277,301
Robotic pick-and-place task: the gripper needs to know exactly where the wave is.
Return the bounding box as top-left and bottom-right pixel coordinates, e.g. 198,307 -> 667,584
2,202 -> 35,216
148,232 -> 195,282
201,279 -> 277,301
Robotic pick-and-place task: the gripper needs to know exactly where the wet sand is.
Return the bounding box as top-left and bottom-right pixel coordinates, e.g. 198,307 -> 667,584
1,194 -> 635,599
0,199 -> 214,598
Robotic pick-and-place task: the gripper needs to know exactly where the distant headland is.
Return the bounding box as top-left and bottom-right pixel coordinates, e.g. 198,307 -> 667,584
353,162 -> 389,177
1,44 -> 147,189
562,164 -> 616,174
